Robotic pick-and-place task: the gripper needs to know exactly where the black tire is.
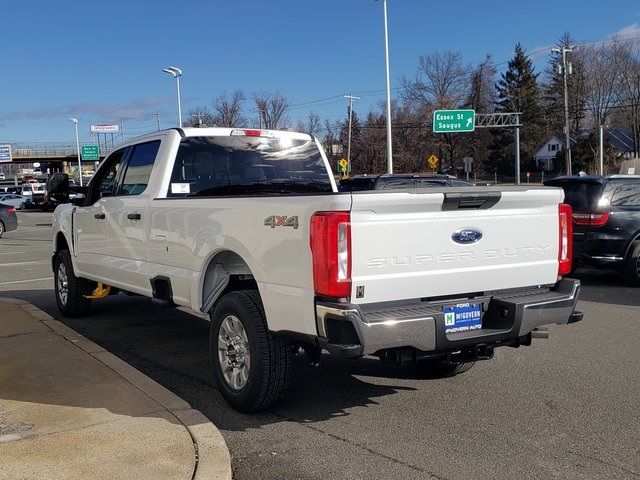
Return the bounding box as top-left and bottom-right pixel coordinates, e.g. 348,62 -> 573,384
19,202 -> 27,210
54,249 -> 92,317
209,290 -> 292,412
0,220 -> 4,238
415,359 -> 475,378
622,241 -> 640,287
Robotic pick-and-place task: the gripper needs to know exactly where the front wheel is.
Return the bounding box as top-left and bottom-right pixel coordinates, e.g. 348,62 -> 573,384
54,250 -> 92,317
415,359 -> 475,378
209,290 -> 292,412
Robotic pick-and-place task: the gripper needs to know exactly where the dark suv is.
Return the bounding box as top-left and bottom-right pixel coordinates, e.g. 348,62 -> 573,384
545,175 -> 640,285
339,174 -> 472,192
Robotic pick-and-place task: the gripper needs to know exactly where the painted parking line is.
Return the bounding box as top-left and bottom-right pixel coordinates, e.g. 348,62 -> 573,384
0,277 -> 53,285
0,261 -> 49,267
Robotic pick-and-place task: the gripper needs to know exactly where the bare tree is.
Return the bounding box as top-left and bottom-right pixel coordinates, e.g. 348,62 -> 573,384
295,112 -> 322,135
583,44 -> 617,129
612,40 -> 640,157
401,51 -> 471,109
212,90 -> 247,127
252,91 -> 290,130
186,106 -> 214,127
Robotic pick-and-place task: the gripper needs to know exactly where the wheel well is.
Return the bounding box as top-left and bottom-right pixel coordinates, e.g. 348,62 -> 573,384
52,233 -> 70,269
201,251 -> 257,314
624,232 -> 640,260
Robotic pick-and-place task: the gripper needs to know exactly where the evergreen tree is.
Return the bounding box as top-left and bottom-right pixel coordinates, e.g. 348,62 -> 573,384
490,43 -> 544,177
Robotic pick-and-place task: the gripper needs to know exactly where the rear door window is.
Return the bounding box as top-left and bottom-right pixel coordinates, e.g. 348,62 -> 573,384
609,183 -> 640,207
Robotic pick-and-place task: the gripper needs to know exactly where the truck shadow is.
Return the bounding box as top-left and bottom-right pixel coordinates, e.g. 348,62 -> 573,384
2,291 -> 418,433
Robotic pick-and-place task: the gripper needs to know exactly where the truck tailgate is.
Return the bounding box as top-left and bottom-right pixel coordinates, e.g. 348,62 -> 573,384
349,187 -> 563,304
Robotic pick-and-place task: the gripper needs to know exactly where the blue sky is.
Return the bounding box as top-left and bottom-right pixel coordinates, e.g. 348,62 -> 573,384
1,0 -> 639,144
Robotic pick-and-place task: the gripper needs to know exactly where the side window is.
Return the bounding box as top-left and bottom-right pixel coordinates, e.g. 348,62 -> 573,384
120,141 -> 161,196
610,183 -> 640,207
88,148 -> 128,204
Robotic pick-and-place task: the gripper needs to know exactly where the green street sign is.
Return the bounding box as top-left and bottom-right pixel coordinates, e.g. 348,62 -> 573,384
433,109 -> 476,133
81,145 -> 100,161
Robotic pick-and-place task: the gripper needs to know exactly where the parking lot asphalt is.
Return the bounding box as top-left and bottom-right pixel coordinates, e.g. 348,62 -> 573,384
1,211 -> 639,480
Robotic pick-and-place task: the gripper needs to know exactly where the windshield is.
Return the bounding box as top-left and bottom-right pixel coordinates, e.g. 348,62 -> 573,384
167,135 -> 332,197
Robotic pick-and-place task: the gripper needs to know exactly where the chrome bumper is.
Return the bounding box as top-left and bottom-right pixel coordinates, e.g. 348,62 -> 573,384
315,279 -> 582,357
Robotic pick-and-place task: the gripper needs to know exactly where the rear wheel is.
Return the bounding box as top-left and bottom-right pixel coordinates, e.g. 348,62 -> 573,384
19,202 -> 27,210
415,359 -> 475,378
209,290 -> 292,412
622,241 -> 640,287
0,221 -> 4,238
54,250 -> 92,317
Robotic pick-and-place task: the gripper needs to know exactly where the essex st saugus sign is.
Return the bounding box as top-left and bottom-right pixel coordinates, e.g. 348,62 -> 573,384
433,109 -> 476,133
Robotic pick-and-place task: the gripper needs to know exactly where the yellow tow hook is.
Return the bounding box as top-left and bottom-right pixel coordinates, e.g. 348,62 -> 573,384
84,282 -> 112,299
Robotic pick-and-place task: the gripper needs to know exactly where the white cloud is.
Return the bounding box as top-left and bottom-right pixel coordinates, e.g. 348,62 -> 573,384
612,23 -> 640,38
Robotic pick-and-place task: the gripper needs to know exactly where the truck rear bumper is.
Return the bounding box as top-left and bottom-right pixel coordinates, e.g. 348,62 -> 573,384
315,279 -> 581,358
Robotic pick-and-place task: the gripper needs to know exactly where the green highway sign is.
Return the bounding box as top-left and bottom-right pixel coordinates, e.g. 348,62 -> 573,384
433,109 -> 476,133
81,145 -> 100,161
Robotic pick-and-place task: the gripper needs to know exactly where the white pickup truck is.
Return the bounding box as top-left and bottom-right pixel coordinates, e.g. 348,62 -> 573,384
51,127 -> 582,412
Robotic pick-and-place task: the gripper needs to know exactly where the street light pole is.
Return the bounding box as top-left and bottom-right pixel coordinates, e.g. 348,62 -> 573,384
553,46 -> 573,176
163,66 -> 183,127
378,0 -> 394,174
344,94 -> 360,172
67,118 -> 83,187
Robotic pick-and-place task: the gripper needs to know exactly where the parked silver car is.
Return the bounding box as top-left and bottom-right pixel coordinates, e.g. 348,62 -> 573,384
0,193 -> 29,210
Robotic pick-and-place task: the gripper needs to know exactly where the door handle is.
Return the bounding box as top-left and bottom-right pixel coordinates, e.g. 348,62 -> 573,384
94,213 -> 105,220
127,213 -> 142,221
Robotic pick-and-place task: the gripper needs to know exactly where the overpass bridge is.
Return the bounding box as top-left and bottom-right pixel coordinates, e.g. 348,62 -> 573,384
7,142 -> 113,164
0,142 -> 114,183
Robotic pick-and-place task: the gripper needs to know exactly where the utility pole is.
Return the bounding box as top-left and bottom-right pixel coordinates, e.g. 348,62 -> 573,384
377,0 -> 394,174
152,112 -> 161,131
599,124 -> 604,176
553,45 -> 573,176
344,94 -> 360,172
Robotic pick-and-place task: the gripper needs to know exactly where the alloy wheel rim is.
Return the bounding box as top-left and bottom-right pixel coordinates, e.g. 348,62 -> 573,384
636,254 -> 640,277
217,315 -> 251,390
57,263 -> 68,306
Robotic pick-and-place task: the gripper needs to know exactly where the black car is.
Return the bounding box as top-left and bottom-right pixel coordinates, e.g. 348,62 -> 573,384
339,174 -> 473,192
545,175 -> 640,285
0,202 -> 18,238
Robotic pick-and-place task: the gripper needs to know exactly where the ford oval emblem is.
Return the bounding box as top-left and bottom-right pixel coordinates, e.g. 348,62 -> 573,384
452,228 -> 483,245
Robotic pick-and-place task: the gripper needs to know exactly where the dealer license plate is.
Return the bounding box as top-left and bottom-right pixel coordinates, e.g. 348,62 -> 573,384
443,303 -> 482,334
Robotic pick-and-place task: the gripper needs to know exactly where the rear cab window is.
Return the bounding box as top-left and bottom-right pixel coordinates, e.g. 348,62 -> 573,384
167,134 -> 333,197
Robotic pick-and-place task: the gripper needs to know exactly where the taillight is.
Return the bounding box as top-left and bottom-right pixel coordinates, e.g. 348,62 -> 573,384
7,207 -> 16,215
572,212 -> 610,227
310,212 -> 351,299
558,203 -> 573,276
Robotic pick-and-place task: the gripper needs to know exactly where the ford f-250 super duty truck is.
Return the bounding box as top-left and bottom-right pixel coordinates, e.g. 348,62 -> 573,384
51,127 -> 582,412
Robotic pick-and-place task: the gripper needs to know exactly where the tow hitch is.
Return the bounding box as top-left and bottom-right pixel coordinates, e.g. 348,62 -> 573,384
448,344 -> 494,363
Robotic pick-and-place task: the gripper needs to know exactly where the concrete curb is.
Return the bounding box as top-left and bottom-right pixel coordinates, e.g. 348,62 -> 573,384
4,297 -> 233,480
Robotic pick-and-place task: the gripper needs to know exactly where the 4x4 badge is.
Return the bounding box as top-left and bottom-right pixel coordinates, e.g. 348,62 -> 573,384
264,215 -> 299,230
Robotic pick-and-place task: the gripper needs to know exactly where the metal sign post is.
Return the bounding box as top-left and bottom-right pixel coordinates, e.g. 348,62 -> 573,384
475,113 -> 523,186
